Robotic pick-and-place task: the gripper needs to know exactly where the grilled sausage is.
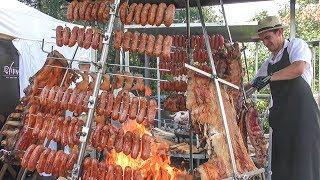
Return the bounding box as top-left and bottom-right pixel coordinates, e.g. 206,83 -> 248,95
155,3 -> 167,26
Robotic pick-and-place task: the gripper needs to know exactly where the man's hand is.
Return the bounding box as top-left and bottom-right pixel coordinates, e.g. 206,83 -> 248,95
252,76 -> 271,91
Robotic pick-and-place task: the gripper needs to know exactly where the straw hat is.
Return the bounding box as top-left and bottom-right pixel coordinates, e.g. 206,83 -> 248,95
252,16 -> 286,39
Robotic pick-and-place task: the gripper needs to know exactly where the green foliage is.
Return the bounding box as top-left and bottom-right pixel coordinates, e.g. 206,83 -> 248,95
174,6 -> 222,23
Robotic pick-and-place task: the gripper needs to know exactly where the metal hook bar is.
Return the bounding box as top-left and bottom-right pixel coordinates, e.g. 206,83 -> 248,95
41,39 -> 53,54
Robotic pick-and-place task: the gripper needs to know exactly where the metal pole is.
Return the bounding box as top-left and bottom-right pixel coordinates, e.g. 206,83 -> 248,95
196,0 -> 238,178
144,55 -> 150,86
186,0 -> 194,173
71,0 -> 120,179
156,57 -> 161,128
220,0 -> 233,43
254,42 -> 259,102
318,42 -> 320,94
289,0 -> 296,39
242,42 -> 250,82
124,51 -> 130,72
313,46 -> 316,92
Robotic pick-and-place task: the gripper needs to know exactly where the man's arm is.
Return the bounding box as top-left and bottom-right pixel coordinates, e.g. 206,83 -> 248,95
270,61 -> 306,81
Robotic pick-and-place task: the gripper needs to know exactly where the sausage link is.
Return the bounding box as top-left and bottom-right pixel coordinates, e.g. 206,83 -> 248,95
73,120 -> 84,144
44,150 -> 56,174
52,150 -> 64,176
90,158 -> 99,179
83,28 -> 93,49
155,3 -> 167,26
145,34 -> 155,56
118,90 -> 130,123
84,2 -> 93,21
67,1 -> 77,20
73,3 -> 80,21
91,29 -> 101,50
68,117 -> 78,146
53,117 -> 64,142
136,97 -> 147,123
130,131 -> 141,159
68,26 -> 79,47
97,91 -> 108,116
140,3 -> 151,26
148,4 -> 158,25
114,29 -> 123,50
46,116 -> 57,141
134,3 -> 143,24
61,117 -> 71,146
38,115 -> 51,141
102,6 -> 110,23
105,164 -> 115,180
140,134 -> 152,160
114,128 -> 124,153
32,113 -> 44,137
58,152 -> 69,177
147,99 -> 157,127
130,31 -> 140,52
27,145 -> 45,171
124,166 -> 132,180
79,1 -> 89,20
114,165 -> 123,180
92,123 -> 104,149
56,26 -> 64,47
107,125 -> 117,148
98,162 -> 106,180
53,87 -> 64,108
126,3 -> 137,24
21,144 -> 36,168
68,90 -> 78,112
97,2 -> 106,22
153,34 -> 164,57
105,92 -> 114,116
133,169 -> 143,180
91,2 -> 101,21
122,31 -> 132,51
119,2 -> 128,24
77,27 -> 85,48
111,92 -> 123,120
36,148 -> 51,173
161,35 -> 173,59
122,131 -> 133,155
164,4 -> 176,27
62,27 -> 71,46
98,125 -> 109,150
129,97 -> 139,119
66,153 -> 77,171
137,33 -> 148,54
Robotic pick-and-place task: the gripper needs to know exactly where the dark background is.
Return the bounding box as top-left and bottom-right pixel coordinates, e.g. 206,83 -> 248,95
0,39 -> 20,119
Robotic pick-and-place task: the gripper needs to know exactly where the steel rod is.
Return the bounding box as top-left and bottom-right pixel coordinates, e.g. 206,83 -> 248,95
219,0 -> 233,43
242,42 -> 250,82
60,46 -> 79,87
318,42 -> 320,94
184,63 -> 239,90
71,0 -> 120,179
289,0 -> 296,39
196,0 -> 238,178
107,63 -> 170,71
43,65 -> 169,82
186,0 -> 194,173
156,57 -> 162,128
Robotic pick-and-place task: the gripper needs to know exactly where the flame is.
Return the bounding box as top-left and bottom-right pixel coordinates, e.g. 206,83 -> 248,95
105,120 -> 186,179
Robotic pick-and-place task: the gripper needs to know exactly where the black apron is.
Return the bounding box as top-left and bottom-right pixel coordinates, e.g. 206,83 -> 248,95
267,47 -> 320,180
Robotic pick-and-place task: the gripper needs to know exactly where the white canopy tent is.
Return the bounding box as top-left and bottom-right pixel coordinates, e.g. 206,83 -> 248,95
0,0 -> 91,97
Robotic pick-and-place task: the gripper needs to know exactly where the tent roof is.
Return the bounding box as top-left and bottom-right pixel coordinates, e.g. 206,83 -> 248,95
0,0 -> 74,42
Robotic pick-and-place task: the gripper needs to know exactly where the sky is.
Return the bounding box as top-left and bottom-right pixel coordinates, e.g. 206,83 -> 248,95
220,0 -> 288,24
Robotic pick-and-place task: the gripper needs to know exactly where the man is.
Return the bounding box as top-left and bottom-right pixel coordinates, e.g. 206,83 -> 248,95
251,16 -> 320,180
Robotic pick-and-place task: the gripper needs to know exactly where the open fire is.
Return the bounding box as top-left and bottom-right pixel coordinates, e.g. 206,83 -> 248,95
105,120 -> 189,179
